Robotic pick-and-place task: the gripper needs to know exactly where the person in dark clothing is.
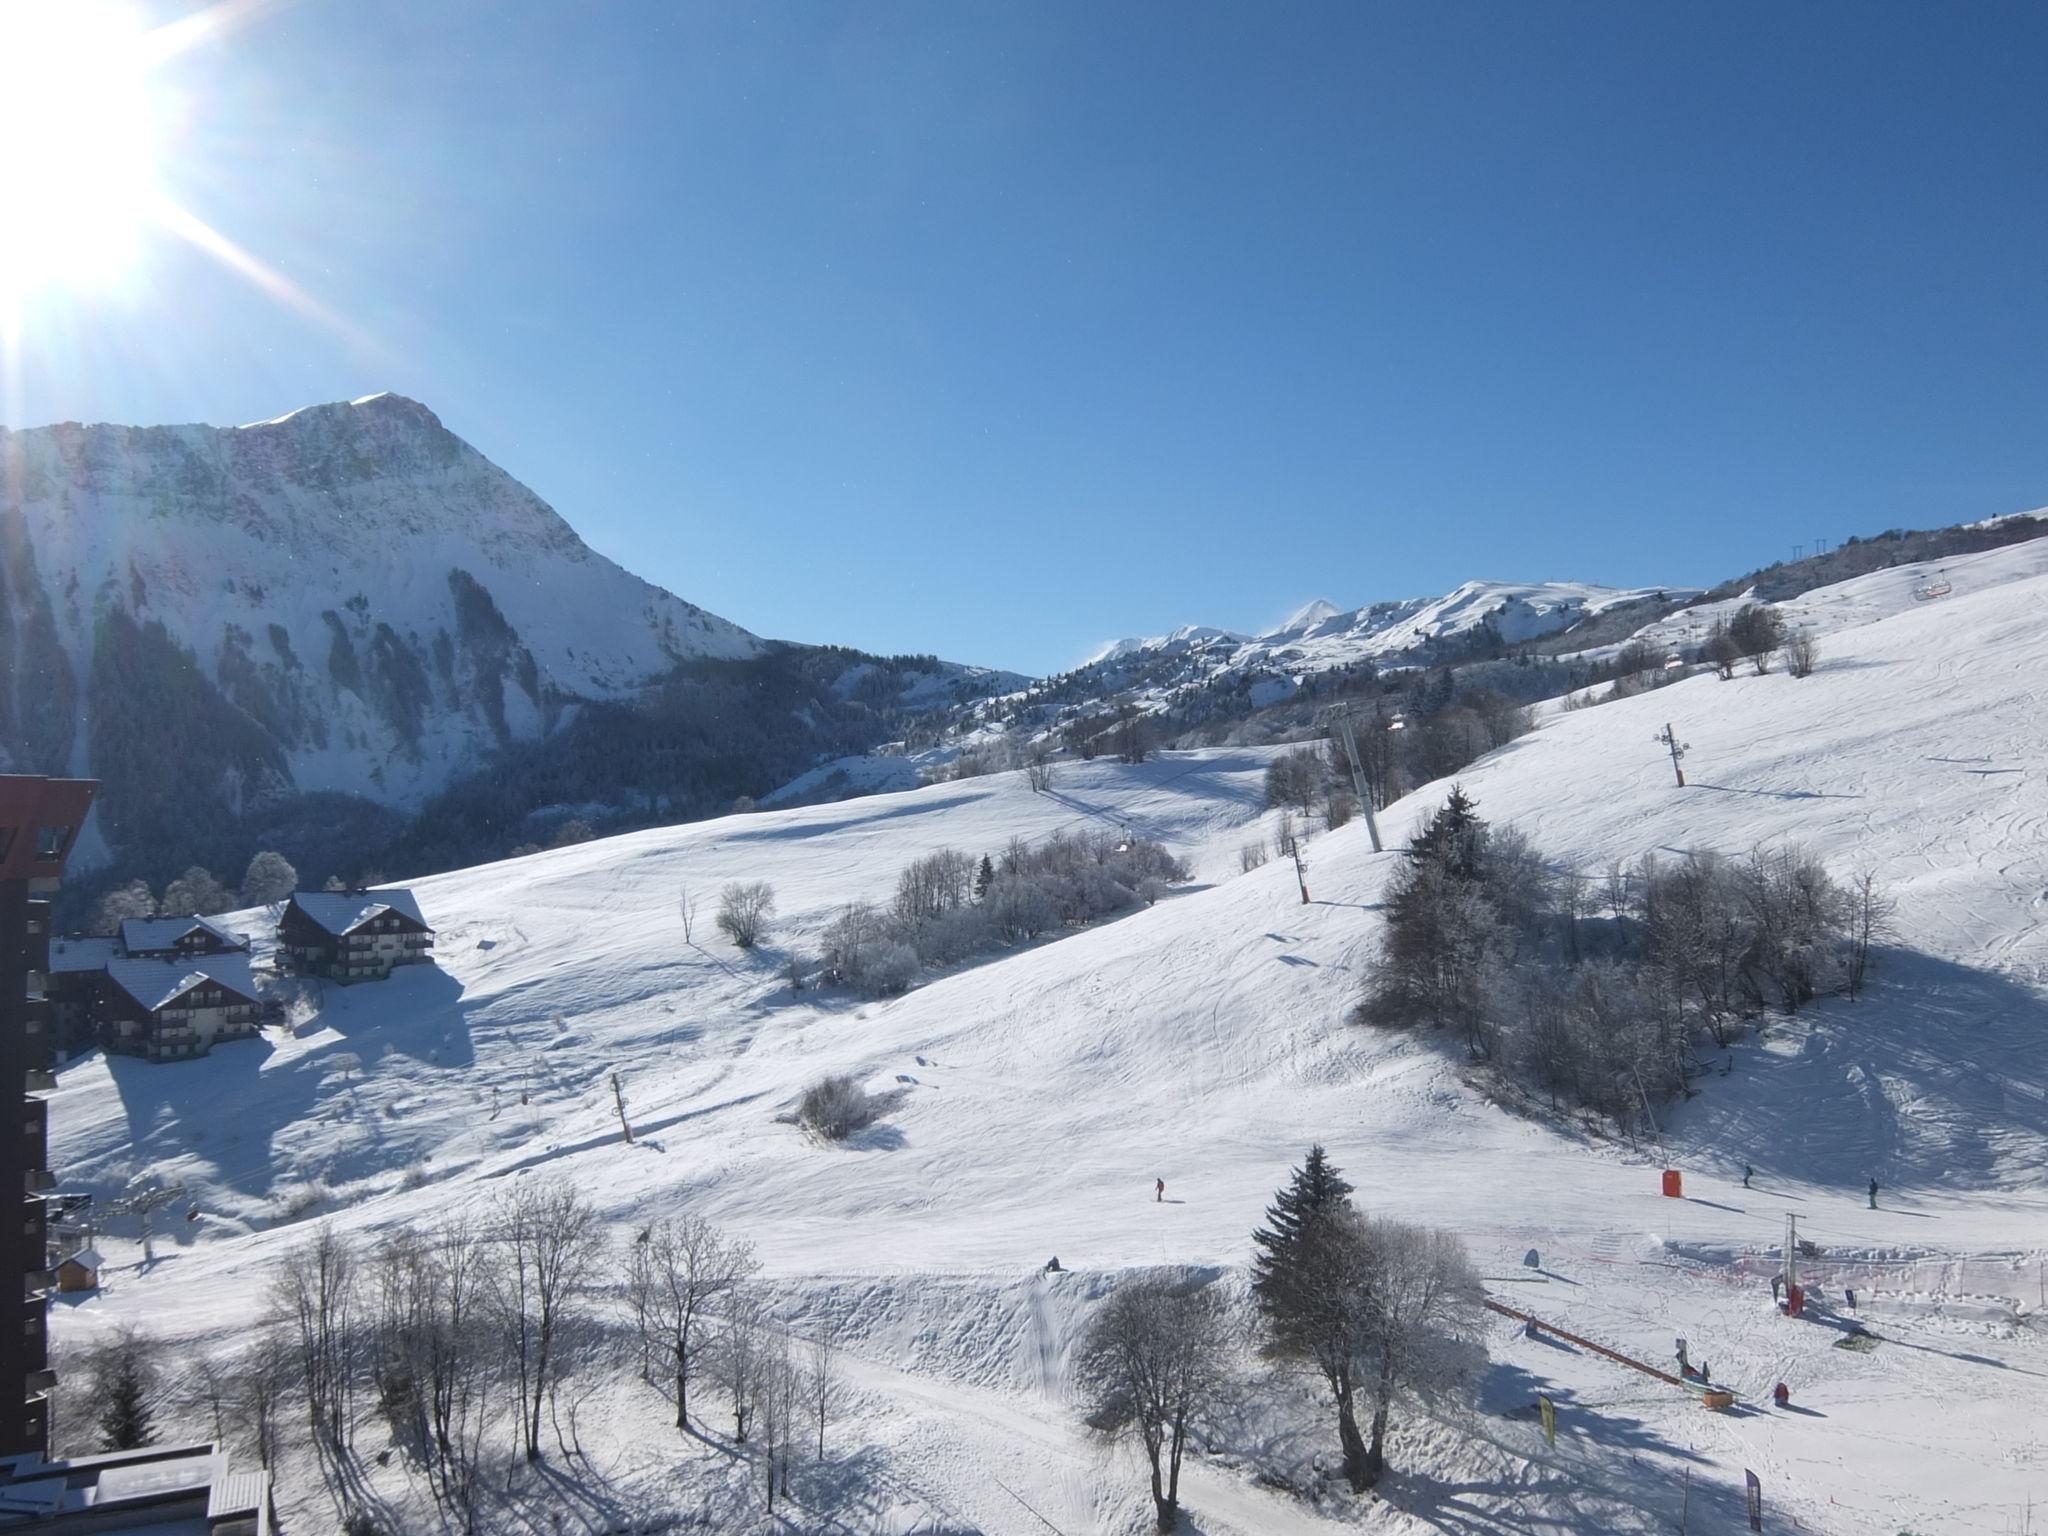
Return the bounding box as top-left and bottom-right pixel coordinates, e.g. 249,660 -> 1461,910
1868,1177 -> 1879,1209
1155,1178 -> 1165,1203
1742,1163 -> 1753,1188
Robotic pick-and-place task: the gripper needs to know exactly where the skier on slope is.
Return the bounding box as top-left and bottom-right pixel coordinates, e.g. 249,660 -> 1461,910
1868,1177 -> 1879,1210
1155,1177 -> 1165,1203
1742,1162 -> 1753,1189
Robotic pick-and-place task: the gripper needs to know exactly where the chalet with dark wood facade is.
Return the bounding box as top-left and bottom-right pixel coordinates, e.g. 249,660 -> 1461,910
116,915 -> 243,960
277,889 -> 434,982
100,954 -> 263,1062
47,917 -> 258,1060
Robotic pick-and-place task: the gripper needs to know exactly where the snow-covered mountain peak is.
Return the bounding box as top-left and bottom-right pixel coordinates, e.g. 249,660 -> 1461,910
0,394 -> 761,829
1274,597 -> 1345,635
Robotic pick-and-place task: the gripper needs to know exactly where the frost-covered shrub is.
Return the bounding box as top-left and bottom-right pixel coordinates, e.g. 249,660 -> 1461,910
824,831 -> 1191,997
861,941 -> 921,996
272,1181 -> 333,1223
716,881 -> 775,948
798,1075 -> 880,1140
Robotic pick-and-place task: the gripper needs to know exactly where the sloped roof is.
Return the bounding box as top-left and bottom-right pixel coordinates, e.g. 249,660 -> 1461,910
118,915 -> 245,955
47,936 -> 117,974
104,954 -> 260,1014
287,888 -> 430,937
57,1247 -> 100,1273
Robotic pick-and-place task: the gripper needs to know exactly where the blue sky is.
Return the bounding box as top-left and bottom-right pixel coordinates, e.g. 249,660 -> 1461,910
10,1 -> 2048,675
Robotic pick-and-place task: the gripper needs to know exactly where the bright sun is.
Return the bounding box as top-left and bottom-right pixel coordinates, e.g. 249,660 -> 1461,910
0,1 -> 163,301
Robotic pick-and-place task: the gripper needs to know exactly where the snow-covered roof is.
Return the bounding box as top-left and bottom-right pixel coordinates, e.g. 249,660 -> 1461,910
104,954 -> 260,1013
288,888 -> 430,937
118,915 -> 244,955
58,1247 -> 100,1272
47,936 -> 117,974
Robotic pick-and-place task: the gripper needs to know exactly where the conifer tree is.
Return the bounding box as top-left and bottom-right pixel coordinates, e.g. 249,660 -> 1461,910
95,1331 -> 157,1451
1405,784 -> 1487,879
1248,1148 -> 1376,1490
974,854 -> 995,902
1250,1145 -> 1355,1325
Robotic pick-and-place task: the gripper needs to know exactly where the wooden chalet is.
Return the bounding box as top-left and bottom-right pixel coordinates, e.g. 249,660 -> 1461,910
55,1246 -> 101,1294
277,889 -> 434,982
101,954 -> 262,1061
116,914 -> 243,959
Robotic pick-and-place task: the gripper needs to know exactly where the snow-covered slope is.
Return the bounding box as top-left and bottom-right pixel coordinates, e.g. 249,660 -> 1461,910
45,544 -> 2048,1533
0,392 -> 758,812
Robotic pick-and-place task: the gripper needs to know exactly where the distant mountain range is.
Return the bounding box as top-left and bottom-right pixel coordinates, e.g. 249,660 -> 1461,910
4,390 -> 2041,915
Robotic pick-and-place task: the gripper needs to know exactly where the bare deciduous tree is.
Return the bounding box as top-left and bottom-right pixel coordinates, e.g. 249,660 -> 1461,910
1781,627 -> 1820,678
488,1180 -> 606,1461
806,1319 -> 842,1462
413,1217 -> 494,1525
627,1214 -> 759,1433
1274,812 -> 1300,861
1075,1278 -> 1230,1532
230,1327 -> 294,1470
1026,742 -> 1055,793
716,881 -> 776,949
679,886 -> 699,945
718,1280 -> 767,1445
271,1223 -> 357,1445
1847,867 -> 1895,998
757,1324 -> 800,1511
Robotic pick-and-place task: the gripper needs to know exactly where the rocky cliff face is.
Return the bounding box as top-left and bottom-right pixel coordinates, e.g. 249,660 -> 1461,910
0,392 -> 758,869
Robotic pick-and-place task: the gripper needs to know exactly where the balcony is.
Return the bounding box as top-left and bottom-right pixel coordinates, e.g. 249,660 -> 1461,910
23,1270 -> 54,1300
23,1070 -> 54,1092
21,1171 -> 53,1195
24,1368 -> 55,1395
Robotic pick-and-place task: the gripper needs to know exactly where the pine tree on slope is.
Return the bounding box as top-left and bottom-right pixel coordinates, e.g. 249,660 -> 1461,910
1405,783 -> 1487,879
1250,1144 -> 1356,1326
96,1334 -> 156,1452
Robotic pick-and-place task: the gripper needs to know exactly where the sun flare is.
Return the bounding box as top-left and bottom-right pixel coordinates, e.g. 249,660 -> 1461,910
0,1 -> 166,302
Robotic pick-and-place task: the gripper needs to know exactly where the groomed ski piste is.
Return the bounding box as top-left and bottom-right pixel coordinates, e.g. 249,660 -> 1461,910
47,538 -> 2048,1534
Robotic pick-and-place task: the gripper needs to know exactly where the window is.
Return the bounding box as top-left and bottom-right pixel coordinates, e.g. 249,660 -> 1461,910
34,825 -> 70,860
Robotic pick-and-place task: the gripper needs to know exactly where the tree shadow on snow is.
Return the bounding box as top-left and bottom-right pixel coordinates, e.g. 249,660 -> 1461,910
1686,782 -> 1863,801
1672,947 -> 2048,1192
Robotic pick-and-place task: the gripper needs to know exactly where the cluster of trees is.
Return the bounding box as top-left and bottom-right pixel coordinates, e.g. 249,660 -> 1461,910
1258,689 -> 1535,831
75,1183 -> 839,1531
1076,1147 -> 1484,1530
816,829 -> 1190,996
89,850 -> 300,931
1695,602 -> 1821,681
1359,788 -> 1889,1128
